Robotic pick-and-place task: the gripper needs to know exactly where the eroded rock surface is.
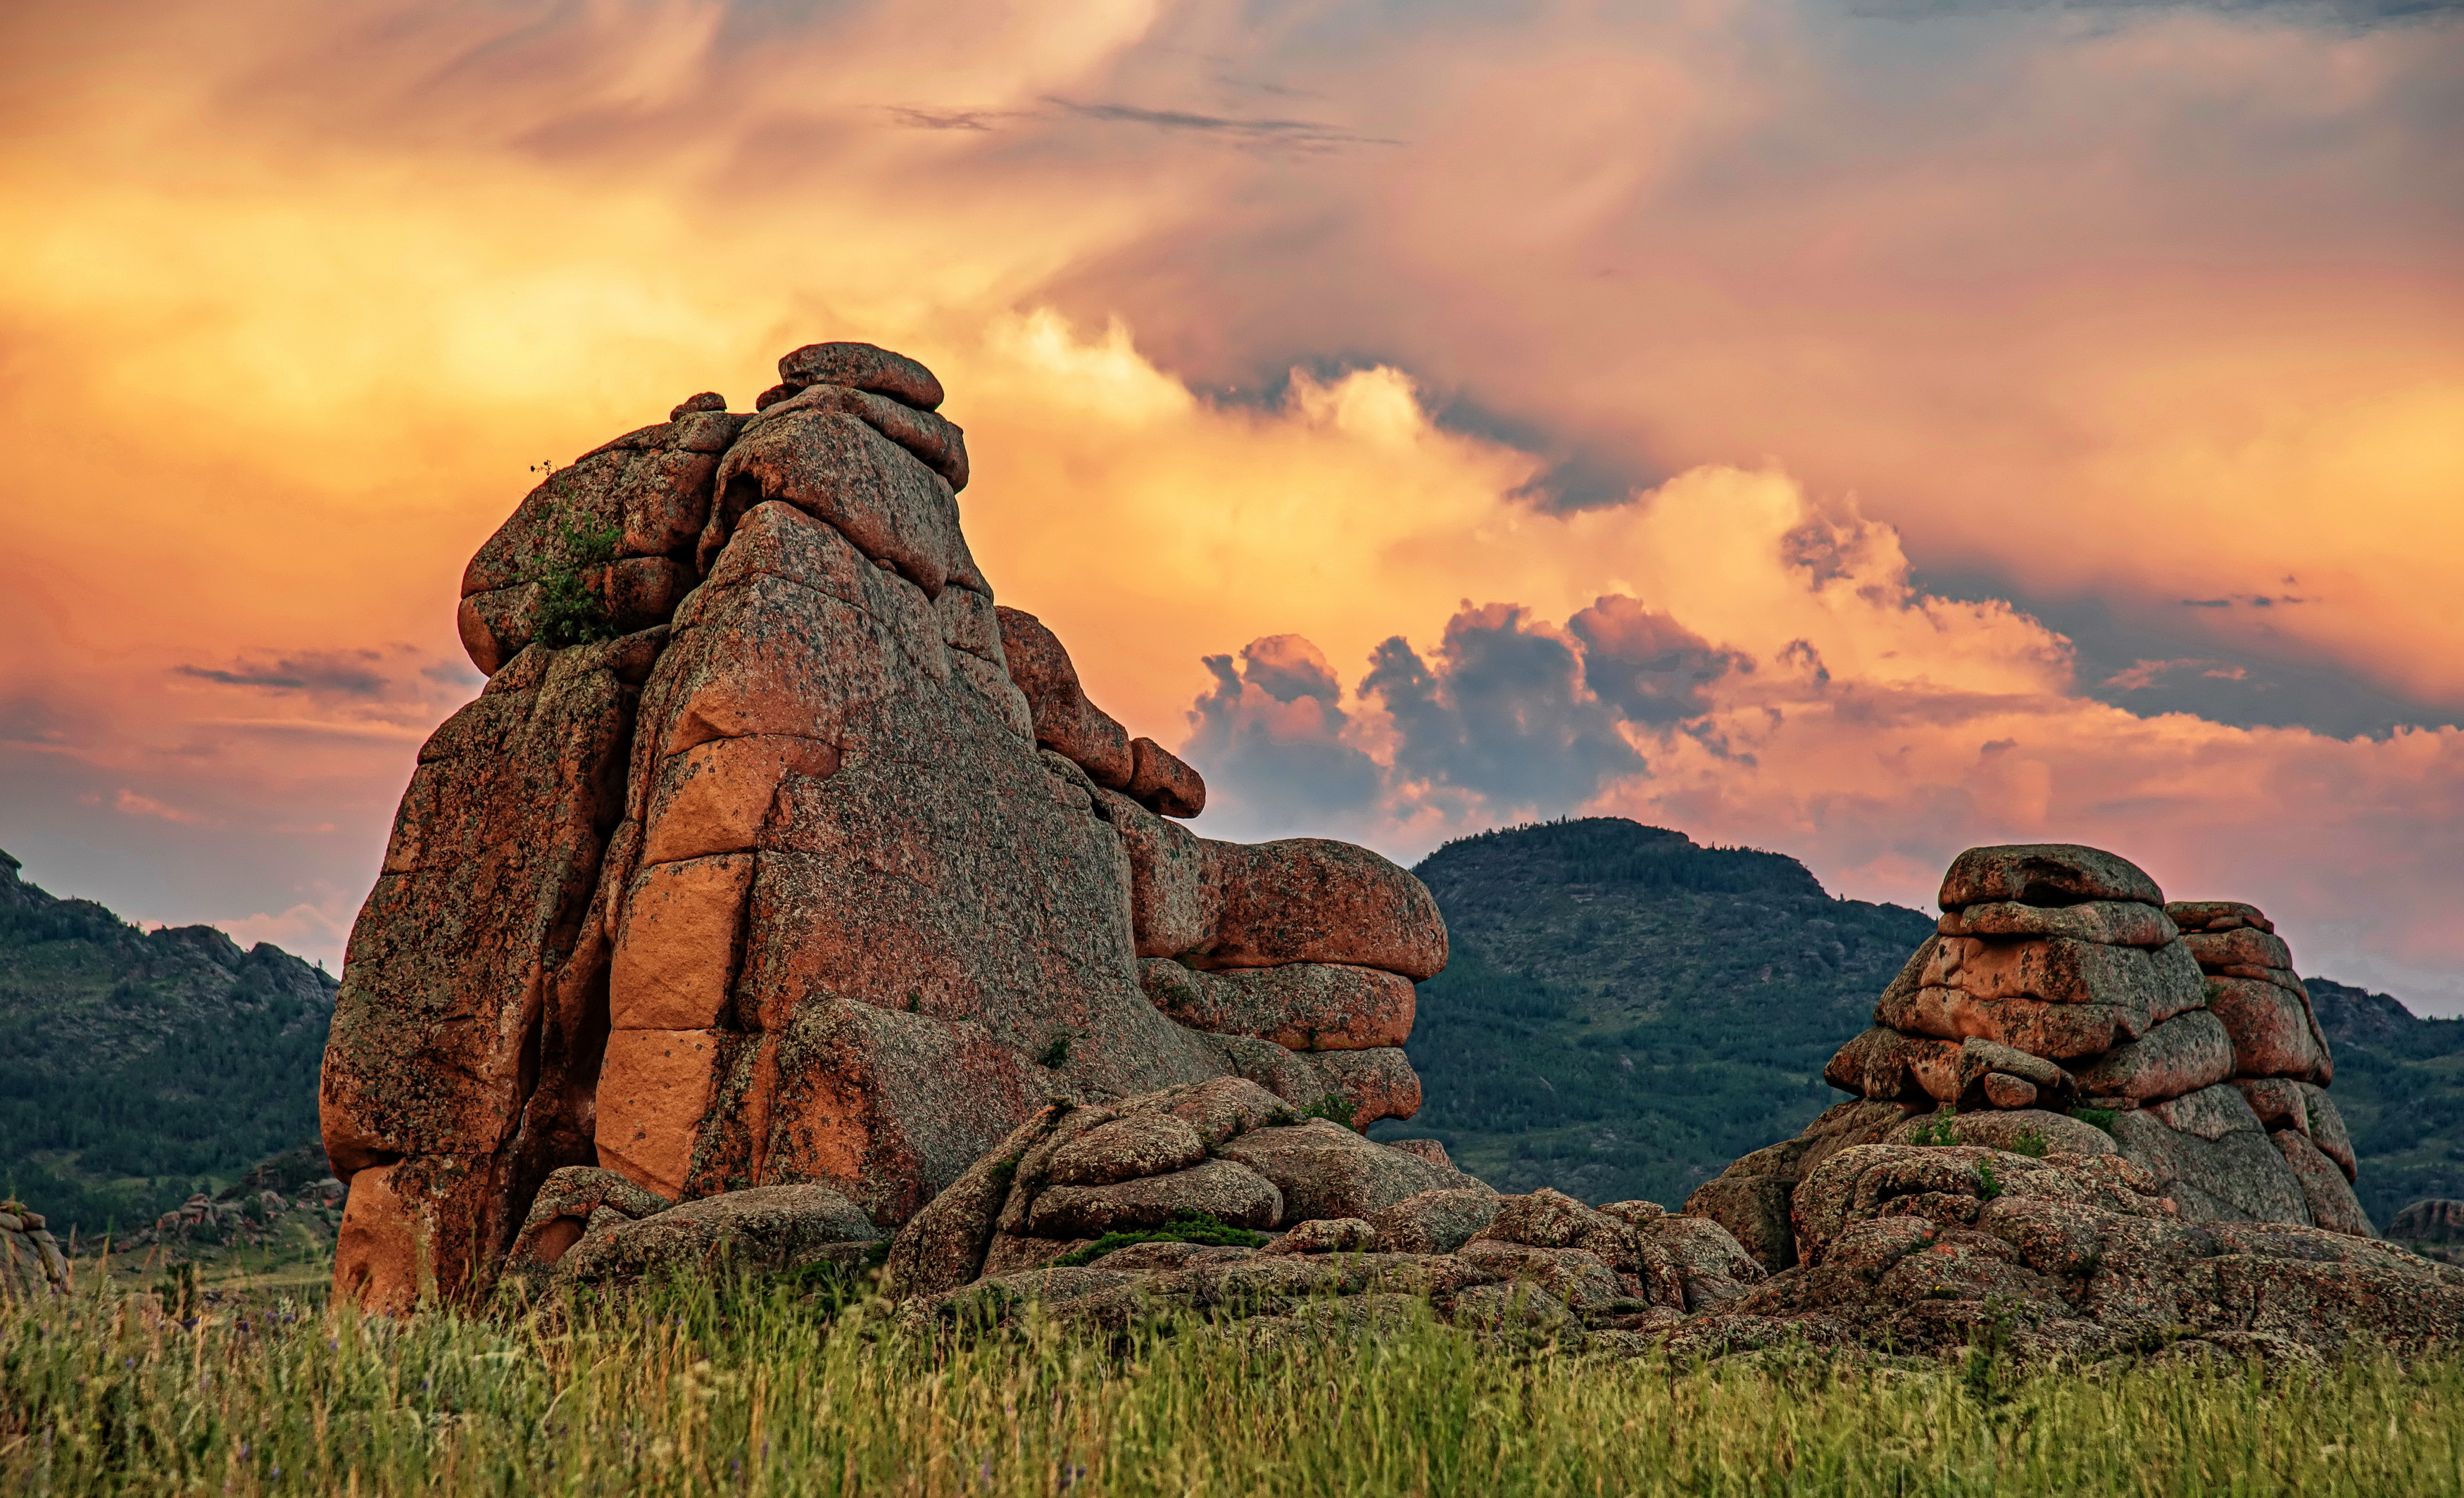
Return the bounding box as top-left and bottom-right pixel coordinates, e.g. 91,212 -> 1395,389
324,345 -> 1448,1311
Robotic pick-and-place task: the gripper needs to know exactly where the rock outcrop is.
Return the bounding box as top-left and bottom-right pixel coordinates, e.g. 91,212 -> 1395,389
1690,844 -> 2370,1270
323,344 -> 1447,1311
885,1083 -> 2464,1368
1671,1143 -> 2459,1364
1,1205 -> 69,1302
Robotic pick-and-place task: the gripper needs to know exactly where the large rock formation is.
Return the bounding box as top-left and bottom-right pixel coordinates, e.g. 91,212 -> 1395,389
1688,844 -> 2371,1269
322,344 -> 1447,1311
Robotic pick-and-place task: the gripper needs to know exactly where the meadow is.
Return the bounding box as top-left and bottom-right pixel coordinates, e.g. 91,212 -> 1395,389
6,1254 -> 2464,1497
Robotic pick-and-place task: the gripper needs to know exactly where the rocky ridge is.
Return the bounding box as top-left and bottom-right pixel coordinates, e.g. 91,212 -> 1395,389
0,850 -> 337,1233
322,344 -> 1449,1312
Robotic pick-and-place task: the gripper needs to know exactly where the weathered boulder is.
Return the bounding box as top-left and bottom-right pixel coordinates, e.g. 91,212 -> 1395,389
2109,1085 -> 2311,1224
2273,1131 -> 2374,1237
0,1208 -> 69,1303
456,412 -> 741,672
1263,1218 -> 1379,1254
1127,736 -> 1206,819
1218,1119 -> 1473,1223
554,1183 -> 881,1285
1876,986 -> 2156,1060
776,341 -> 946,411
2205,978 -> 2331,1081
1685,1100 -> 1920,1269
995,606 -> 1136,789
1047,1112 -> 1208,1187
705,408 -> 962,593
1137,958 -> 1414,1051
1369,1188 -> 1503,1254
1920,933 -> 2204,1017
504,1166 -> 673,1276
1028,1159 -> 1283,1236
1940,899 -> 2177,948
1201,839 -> 1448,979
1938,843 -> 2166,909
2070,1009 -> 2236,1102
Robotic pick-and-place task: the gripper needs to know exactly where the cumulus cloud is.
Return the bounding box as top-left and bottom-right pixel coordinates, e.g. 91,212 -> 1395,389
1183,636 -> 1385,838
1361,605 -> 1643,814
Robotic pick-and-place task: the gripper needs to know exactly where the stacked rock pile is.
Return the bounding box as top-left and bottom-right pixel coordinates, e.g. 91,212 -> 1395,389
1,1203 -> 69,1302
325,344 -> 1448,1312
1692,843 -> 2370,1270
884,1077 -> 1767,1346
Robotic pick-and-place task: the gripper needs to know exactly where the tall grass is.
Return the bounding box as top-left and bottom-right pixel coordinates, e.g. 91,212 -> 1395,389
6,1270 -> 2463,1496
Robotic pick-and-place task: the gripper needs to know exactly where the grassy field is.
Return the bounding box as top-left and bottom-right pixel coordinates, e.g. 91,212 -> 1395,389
7,1259 -> 2464,1497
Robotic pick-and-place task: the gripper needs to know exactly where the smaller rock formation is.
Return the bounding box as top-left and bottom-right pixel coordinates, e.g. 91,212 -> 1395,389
2391,1200 -> 2464,1265
0,1204 -> 69,1302
883,1078 -> 1483,1297
882,1080 -> 2464,1366
1691,843 -> 2370,1269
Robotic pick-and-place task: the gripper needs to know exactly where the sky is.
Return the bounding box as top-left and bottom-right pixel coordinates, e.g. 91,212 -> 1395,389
1,0 -> 2459,1009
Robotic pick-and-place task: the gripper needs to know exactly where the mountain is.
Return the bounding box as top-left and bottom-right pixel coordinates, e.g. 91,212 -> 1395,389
2303,977 -> 2464,1228
1371,817 -> 1937,1207
0,848 -> 337,1236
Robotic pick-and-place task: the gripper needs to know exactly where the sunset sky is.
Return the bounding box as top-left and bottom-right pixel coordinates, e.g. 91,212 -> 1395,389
2,0 -> 2459,1008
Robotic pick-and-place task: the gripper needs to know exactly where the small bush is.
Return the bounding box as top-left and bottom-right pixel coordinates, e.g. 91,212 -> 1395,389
1976,1160 -> 2002,1200
1052,1211 -> 1269,1267
1910,1106 -> 1960,1147
1036,1031 -> 1074,1069
2070,1106 -> 2120,1138
2009,1128 -> 2049,1159
1298,1093 -> 1359,1131
536,504 -> 623,648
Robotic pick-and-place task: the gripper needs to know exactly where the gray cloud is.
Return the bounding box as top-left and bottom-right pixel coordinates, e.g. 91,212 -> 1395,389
1181,636 -> 1386,836
1043,97 -> 1400,150
1567,594 -> 1745,725
1361,603 -> 1645,812
1918,567 -> 2464,736
176,650 -> 391,697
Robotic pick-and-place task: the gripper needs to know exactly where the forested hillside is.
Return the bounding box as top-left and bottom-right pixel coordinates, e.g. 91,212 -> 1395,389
0,849 -> 336,1235
2305,977 -> 2464,1227
1374,817 -> 1936,1207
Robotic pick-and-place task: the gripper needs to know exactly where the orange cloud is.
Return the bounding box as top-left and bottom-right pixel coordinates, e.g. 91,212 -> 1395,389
0,0 -> 2455,1012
